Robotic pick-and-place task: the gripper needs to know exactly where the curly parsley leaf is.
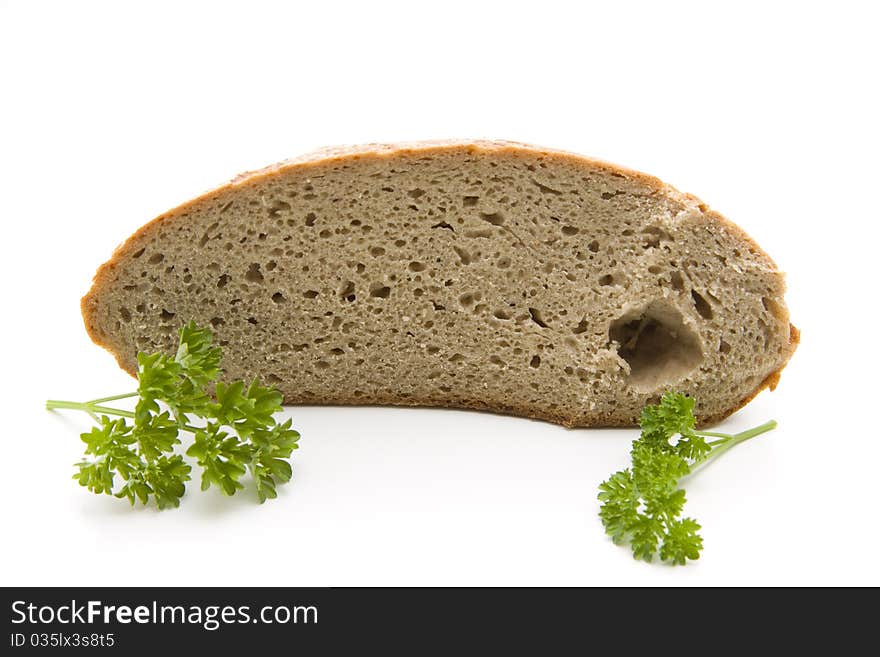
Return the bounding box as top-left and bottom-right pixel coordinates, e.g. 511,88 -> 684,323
249,419 -> 300,503
211,379 -> 283,440
187,422 -> 250,496
175,321 -> 222,386
660,518 -> 703,566
74,416 -> 141,494
639,390 -> 696,446
115,454 -> 191,510
597,469 -> 638,545
48,322 -> 300,510
598,391 -> 776,565
132,410 -> 180,462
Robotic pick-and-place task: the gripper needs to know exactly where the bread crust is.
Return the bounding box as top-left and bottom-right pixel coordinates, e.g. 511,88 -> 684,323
81,140 -> 798,427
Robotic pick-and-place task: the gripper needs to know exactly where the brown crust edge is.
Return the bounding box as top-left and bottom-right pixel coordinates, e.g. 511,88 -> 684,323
80,139 -> 798,428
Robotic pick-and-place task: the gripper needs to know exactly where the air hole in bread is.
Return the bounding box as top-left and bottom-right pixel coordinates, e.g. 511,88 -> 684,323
762,296 -> 787,322
463,196 -> 479,207
271,292 -> 286,304
409,261 -> 426,272
562,225 -> 579,236
641,226 -> 670,249
453,246 -> 472,265
199,222 -> 220,247
305,213 -> 316,226
609,302 -> 703,393
480,211 -> 505,226
599,274 -> 615,286
245,263 -> 264,283
136,336 -> 154,349
148,253 -> 165,264
670,271 -> 685,292
533,179 -> 563,195
369,283 -> 391,298
339,281 -> 356,302
691,290 -> 714,320
267,200 -> 291,218
459,292 -> 478,308
530,355 -> 541,368
528,307 -> 549,328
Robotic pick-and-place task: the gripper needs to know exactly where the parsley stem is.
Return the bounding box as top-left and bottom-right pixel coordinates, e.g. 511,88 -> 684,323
731,419 -> 777,442
85,392 -> 138,405
46,399 -> 135,418
46,399 -> 202,434
692,419 -> 777,471
694,429 -> 735,439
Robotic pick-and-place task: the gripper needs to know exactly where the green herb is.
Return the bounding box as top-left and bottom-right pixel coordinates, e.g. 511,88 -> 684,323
47,322 -> 300,509
598,391 -> 776,565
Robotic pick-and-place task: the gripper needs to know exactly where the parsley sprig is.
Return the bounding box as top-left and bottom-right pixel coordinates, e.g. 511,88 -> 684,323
598,392 -> 776,565
47,322 -> 300,509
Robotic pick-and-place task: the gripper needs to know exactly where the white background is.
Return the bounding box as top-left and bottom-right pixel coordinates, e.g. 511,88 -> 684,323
1,1 -> 877,586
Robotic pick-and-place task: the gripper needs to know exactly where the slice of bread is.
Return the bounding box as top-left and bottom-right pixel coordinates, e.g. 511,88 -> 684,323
81,140 -> 798,427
